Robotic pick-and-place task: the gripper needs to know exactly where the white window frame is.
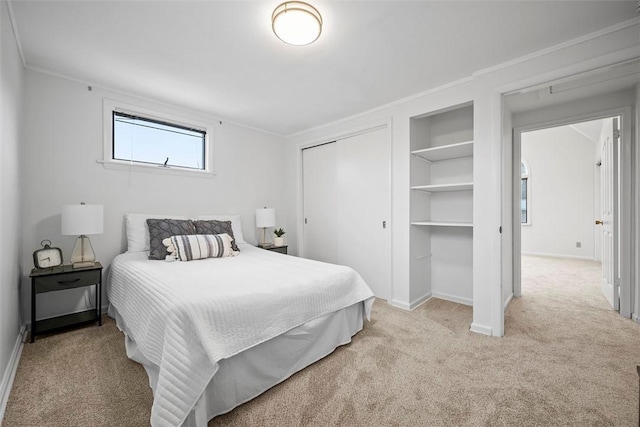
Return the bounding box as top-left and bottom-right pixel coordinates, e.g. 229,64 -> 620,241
102,99 -> 215,177
521,160 -> 531,226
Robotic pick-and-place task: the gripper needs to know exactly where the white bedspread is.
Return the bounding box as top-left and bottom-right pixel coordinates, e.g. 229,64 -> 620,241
108,244 -> 374,426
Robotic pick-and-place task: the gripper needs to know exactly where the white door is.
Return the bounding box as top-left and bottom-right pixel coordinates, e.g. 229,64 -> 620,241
302,142 -> 338,264
337,128 -> 391,300
598,117 -> 619,310
302,128 -> 392,300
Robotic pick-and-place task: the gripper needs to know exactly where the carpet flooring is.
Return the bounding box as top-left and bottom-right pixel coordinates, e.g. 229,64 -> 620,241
3,255 -> 640,426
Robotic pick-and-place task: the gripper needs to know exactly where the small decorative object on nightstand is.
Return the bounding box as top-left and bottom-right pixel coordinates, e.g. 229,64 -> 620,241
273,228 -> 285,247
261,245 -> 288,255
29,262 -> 103,342
32,240 -> 64,269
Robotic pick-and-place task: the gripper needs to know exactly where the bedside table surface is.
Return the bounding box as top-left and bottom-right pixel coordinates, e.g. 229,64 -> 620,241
30,262 -> 103,277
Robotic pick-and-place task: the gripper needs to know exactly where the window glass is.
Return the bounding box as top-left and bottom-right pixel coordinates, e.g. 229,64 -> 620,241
113,111 -> 206,170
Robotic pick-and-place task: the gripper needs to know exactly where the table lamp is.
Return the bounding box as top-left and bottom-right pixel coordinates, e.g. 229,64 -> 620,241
61,202 -> 104,268
256,207 -> 275,248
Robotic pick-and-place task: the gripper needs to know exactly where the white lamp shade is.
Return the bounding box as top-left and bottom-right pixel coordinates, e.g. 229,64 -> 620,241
256,208 -> 276,228
61,204 -> 104,236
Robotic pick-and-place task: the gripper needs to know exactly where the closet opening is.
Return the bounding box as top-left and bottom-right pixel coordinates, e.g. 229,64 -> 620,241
301,125 -> 392,300
409,102 -> 474,312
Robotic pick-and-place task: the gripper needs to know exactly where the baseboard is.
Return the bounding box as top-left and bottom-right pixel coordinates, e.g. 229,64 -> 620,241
389,292 -> 432,311
388,299 -> 410,310
409,292 -> 432,310
0,324 -> 26,422
470,322 -> 492,336
521,251 -> 596,261
431,291 -> 472,307
503,293 -> 514,310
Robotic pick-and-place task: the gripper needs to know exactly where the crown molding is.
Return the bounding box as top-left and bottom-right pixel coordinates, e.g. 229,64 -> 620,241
474,17 -> 640,78
5,0 -> 27,68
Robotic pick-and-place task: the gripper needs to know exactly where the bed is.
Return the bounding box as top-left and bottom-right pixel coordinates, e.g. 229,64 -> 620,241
107,214 -> 375,426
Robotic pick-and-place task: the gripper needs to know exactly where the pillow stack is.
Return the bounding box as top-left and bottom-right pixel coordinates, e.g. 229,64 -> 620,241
145,218 -> 239,261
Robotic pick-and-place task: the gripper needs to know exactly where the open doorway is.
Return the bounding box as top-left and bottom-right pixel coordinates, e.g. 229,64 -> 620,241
517,116 -> 619,309
502,59 -> 639,335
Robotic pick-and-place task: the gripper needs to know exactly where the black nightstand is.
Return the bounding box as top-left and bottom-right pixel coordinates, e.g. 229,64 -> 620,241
30,262 -> 103,343
258,245 -> 288,255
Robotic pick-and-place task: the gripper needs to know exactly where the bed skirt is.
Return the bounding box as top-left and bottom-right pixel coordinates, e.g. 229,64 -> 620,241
109,301 -> 365,426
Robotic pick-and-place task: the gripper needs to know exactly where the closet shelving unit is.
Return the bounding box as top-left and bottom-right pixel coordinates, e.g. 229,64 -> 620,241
409,102 -> 474,306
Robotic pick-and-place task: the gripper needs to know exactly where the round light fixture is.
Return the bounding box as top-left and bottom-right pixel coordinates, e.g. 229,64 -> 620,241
272,1 -> 322,46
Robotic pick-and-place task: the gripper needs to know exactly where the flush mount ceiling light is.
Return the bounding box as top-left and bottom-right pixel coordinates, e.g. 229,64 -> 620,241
272,1 -> 322,46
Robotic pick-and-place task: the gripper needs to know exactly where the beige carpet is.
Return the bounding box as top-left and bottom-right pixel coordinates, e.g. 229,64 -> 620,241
3,255 -> 640,426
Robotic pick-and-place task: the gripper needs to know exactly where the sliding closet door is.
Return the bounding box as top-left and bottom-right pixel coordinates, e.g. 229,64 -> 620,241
337,128 -> 391,300
302,142 -> 338,264
302,127 -> 391,300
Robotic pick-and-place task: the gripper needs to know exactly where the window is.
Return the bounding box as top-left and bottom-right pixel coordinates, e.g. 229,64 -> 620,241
103,100 -> 213,176
521,160 -> 529,225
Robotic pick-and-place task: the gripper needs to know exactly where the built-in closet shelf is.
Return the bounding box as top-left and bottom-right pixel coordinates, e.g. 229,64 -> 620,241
411,221 -> 473,227
409,102 -> 474,307
411,183 -> 473,193
411,141 -> 473,161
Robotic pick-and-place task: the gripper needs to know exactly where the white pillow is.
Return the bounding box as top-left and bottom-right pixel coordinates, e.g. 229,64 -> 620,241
196,214 -> 246,244
125,213 -> 189,252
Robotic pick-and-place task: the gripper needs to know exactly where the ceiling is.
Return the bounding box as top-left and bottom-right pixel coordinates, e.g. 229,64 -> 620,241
9,1 -> 640,136
570,119 -> 609,143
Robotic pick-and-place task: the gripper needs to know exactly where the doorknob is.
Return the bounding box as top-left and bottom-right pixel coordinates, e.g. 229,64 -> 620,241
595,220 -> 603,225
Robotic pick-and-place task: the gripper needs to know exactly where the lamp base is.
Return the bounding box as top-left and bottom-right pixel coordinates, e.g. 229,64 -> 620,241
70,235 -> 96,268
72,261 -> 96,269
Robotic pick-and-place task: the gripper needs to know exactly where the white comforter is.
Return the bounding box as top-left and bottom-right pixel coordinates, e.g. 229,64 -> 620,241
108,244 -> 374,426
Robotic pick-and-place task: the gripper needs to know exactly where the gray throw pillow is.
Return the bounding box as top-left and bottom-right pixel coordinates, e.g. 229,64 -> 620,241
147,218 -> 196,260
193,220 -> 239,252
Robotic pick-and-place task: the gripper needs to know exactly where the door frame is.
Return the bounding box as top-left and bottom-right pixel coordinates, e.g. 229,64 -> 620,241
511,107 -> 633,317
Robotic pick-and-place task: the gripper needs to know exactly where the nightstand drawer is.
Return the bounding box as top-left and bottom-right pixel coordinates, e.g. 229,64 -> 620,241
35,269 -> 101,293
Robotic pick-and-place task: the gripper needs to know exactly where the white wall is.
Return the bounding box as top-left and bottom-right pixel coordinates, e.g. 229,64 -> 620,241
20,70 -> 288,321
0,0 -> 25,414
521,125 -> 597,259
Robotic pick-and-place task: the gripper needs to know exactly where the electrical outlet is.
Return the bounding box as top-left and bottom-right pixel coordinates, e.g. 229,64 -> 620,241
576,242 -> 581,248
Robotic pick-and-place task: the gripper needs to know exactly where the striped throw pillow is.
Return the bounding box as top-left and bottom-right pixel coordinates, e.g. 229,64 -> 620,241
169,234 -> 238,261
